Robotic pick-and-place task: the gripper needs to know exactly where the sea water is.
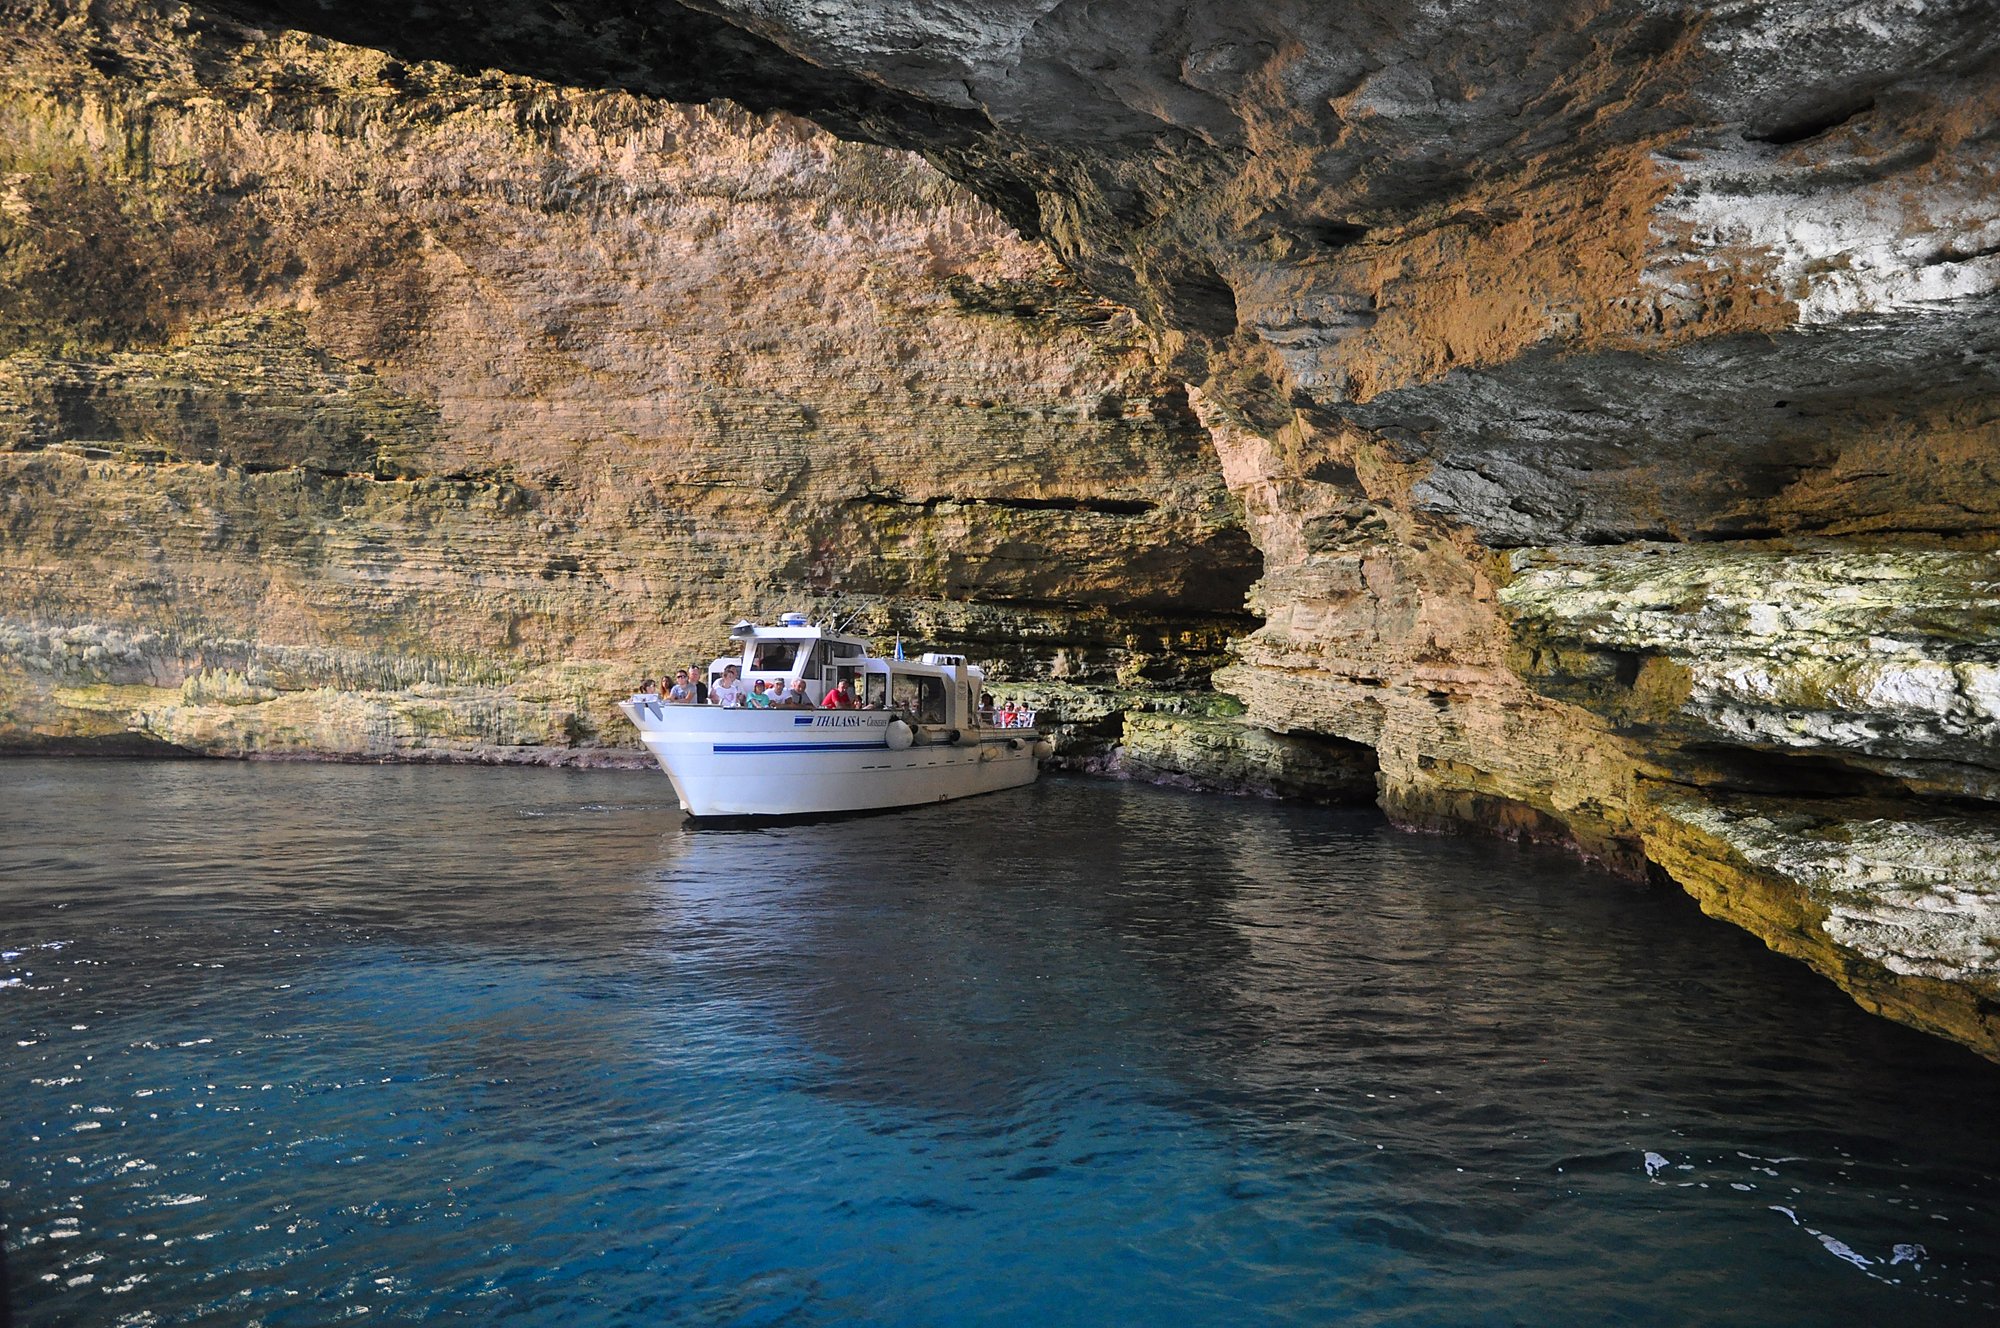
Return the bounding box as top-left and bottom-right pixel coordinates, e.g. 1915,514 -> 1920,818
2,760 -> 1997,1326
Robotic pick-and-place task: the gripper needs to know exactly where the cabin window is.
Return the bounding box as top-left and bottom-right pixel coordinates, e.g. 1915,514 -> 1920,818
862,672 -> 888,709
751,641 -> 800,672
914,676 -> 947,724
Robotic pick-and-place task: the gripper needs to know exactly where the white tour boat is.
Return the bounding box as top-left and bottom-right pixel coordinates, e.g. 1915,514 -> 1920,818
619,613 -> 1050,818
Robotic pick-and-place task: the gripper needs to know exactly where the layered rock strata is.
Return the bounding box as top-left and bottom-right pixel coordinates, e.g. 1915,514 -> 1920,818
1504,544 -> 2000,1054
0,6 -> 1259,764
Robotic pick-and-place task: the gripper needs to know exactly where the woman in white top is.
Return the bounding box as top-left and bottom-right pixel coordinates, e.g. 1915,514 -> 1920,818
709,664 -> 747,707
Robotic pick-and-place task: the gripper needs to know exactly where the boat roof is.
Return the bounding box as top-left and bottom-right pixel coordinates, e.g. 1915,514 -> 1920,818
726,617 -> 983,678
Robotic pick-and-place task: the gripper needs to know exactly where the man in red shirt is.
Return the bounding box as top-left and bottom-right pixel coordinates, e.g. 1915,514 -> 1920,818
823,678 -> 856,709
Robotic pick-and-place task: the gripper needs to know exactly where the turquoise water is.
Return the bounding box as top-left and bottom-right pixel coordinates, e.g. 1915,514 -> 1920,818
3,760 -> 1997,1325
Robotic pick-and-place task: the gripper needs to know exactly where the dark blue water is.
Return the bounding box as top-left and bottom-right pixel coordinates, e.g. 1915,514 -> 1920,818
3,761 -> 1998,1326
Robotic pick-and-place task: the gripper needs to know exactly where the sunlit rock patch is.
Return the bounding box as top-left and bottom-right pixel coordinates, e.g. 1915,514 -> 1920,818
1502,543 -> 2000,799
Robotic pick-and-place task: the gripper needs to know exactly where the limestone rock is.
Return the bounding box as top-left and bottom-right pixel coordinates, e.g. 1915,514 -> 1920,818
1641,787 -> 2000,1061
1109,711 -> 1379,804
1502,543 -> 2000,797
0,9 -> 1256,763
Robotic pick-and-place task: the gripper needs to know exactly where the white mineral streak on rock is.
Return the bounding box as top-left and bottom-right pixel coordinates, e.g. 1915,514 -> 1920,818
1650,145 -> 2000,324
1859,660 -> 1959,714
1633,0 -> 2000,323
1720,662 -> 1780,701
1959,664 -> 2000,728
1743,603 -> 1786,637
1690,0 -> 1946,56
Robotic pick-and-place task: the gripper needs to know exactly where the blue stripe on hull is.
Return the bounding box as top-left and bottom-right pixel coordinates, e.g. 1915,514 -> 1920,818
711,741 -> 894,754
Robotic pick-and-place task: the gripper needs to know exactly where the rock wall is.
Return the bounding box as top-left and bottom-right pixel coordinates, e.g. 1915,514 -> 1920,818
4,0 -> 1997,1058
0,4 -> 1262,766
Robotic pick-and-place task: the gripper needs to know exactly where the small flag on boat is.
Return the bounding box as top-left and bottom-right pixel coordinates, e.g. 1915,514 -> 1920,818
893,636 -> 903,660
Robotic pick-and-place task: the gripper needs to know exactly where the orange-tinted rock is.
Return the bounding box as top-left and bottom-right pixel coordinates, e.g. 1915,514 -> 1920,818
0,14 -> 1254,761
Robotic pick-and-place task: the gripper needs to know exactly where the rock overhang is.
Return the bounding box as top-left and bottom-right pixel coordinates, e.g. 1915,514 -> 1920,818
182,0 -> 2000,452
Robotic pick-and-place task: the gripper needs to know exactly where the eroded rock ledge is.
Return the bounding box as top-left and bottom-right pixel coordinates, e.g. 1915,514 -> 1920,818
4,0 -> 1999,1059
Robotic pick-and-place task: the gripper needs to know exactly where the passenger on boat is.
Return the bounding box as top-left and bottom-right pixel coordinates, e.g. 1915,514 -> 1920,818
999,701 -> 1018,727
711,664 -> 746,708
689,666 -> 709,705
822,678 -> 856,709
667,670 -> 695,704
746,680 -> 775,709
638,677 -> 659,698
779,681 -> 811,708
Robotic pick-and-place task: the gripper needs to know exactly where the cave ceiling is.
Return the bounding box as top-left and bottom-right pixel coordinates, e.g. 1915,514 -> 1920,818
190,0 -> 2000,523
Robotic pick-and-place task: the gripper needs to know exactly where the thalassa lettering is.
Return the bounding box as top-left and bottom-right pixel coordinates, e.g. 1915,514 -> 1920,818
813,716 -> 869,727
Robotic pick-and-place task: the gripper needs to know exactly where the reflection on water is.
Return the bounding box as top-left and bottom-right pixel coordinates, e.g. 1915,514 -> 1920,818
3,760 -> 1998,1326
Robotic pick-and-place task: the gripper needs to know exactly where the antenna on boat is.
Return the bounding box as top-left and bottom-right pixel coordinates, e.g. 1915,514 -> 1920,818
827,600 -> 865,637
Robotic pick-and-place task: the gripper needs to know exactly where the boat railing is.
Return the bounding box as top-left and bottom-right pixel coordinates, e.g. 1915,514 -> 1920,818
628,694 -> 1044,729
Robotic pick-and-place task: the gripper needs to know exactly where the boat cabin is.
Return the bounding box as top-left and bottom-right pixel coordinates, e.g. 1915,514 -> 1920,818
706,614 -> 988,730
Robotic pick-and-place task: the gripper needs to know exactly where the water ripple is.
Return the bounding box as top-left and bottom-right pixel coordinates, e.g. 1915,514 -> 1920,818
3,760 -> 1998,1326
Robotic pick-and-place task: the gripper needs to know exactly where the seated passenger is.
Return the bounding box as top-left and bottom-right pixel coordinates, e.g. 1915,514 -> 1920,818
746,680 -> 775,708
823,679 -> 855,709
667,670 -> 694,704
780,680 -> 811,708
637,677 -> 658,698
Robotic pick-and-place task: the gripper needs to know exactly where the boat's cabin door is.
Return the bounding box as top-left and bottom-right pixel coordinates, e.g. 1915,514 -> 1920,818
818,640 -> 868,702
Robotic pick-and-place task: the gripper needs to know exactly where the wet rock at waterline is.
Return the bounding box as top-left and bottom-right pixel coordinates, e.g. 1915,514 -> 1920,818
4,0 -> 2000,1060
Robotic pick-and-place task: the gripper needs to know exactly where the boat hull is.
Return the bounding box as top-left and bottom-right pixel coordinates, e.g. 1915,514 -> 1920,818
618,702 -> 1040,817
